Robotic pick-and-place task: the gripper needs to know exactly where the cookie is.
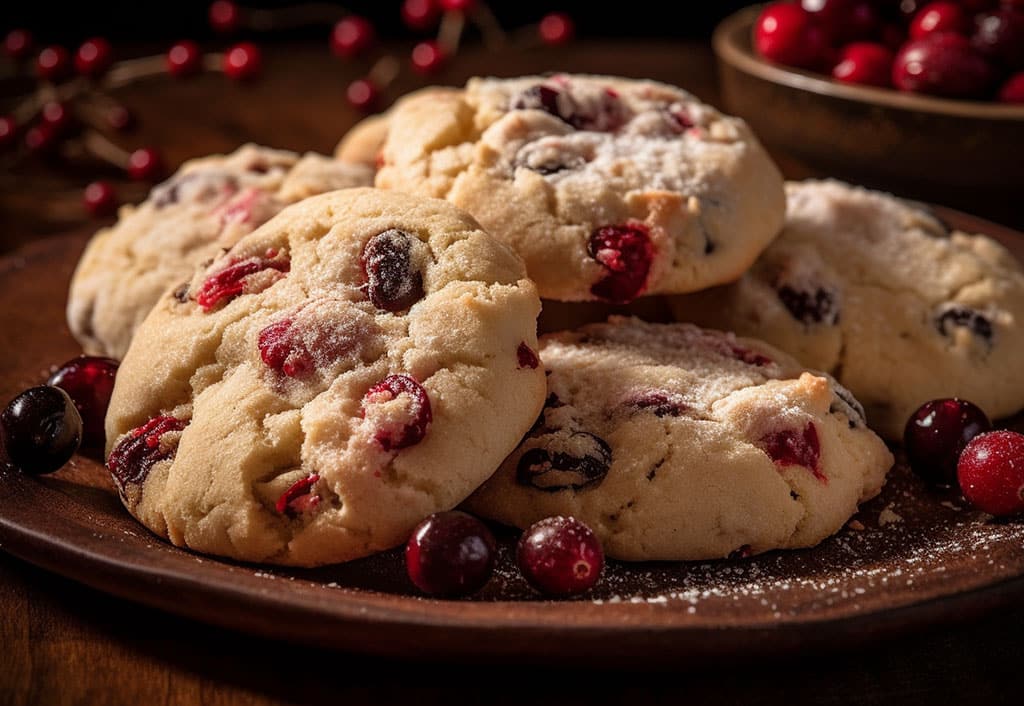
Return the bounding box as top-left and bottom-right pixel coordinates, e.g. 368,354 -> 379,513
104,188 -> 545,566
67,144 -> 374,359
669,180 -> 1024,439
375,74 -> 785,303
465,317 -> 892,561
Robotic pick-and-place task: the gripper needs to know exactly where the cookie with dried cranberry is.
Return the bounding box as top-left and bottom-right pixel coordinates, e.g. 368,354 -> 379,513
68,144 -> 374,359
104,188 -> 545,566
465,317 -> 892,561
375,74 -> 785,303
669,179 -> 1024,439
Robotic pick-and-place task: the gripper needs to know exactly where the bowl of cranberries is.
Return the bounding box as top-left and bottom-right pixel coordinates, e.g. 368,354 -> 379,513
713,1 -> 1024,194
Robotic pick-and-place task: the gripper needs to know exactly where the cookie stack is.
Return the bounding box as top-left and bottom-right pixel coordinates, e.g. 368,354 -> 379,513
68,73 -> 1024,567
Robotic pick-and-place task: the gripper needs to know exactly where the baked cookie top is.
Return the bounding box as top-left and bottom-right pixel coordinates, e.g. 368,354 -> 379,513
104,188 -> 545,566
466,317 -> 892,561
67,144 -> 374,359
376,73 -> 785,303
670,179 -> 1024,439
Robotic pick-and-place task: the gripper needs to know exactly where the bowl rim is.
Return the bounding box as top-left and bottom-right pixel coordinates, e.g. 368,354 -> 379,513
713,5 -> 1024,121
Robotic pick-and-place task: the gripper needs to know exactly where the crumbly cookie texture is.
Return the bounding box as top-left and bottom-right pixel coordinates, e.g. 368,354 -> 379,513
67,144 -> 374,359
104,188 -> 545,566
465,317 -> 892,561
376,74 -> 785,303
670,179 -> 1024,439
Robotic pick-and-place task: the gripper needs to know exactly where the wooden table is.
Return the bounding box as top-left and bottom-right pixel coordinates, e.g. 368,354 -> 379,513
1,40 -> 1021,704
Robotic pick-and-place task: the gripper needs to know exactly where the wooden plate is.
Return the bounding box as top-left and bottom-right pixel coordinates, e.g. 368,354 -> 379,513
2,210 -> 1024,665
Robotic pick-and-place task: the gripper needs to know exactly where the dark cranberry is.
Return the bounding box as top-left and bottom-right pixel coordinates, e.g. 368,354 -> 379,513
910,2 -> 968,39
195,251 -> 290,311
405,511 -> 496,597
4,29 -> 33,61
331,15 -> 375,58
410,40 -> 447,75
777,285 -> 840,325
47,356 -> 119,453
36,45 -> 71,82
904,398 -> 991,485
83,181 -> 118,218
627,390 -> 689,417
361,229 -> 425,313
935,305 -> 993,343
1,386 -> 82,475
892,33 -> 994,98
1000,71 -> 1024,100
0,116 -> 16,150
512,83 -> 624,132
832,42 -> 895,86
958,431 -> 1024,516
539,12 -> 575,45
516,516 -> 604,597
74,37 -> 113,78
107,416 -> 186,488
517,342 -> 540,369
127,147 -> 165,181
759,422 -> 825,482
258,318 -> 313,377
401,0 -> 441,31
846,0 -> 881,39
363,374 -> 432,451
347,78 -> 380,112
972,10 -> 1024,70
754,2 -> 820,68
800,0 -> 853,41
107,105 -> 135,132
728,544 -> 753,560
728,344 -> 773,367
209,1 -> 241,33
223,42 -> 261,81
513,84 -> 569,119
167,40 -> 203,78
516,432 -> 612,491
587,223 -> 653,304
40,101 -> 73,135
275,473 -> 321,517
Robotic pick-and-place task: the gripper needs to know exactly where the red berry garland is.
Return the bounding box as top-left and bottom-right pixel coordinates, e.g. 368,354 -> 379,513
75,38 -> 114,78
167,41 -> 203,78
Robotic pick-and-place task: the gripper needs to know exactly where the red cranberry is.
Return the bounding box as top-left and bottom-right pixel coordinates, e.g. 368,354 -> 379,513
800,0 -> 852,40
847,1 -> 881,40
275,473 -> 321,517
361,229 -> 424,312
881,22 -> 909,50
24,124 -> 56,154
627,390 -> 689,417
516,516 -> 604,597
209,0 -> 241,33
516,432 -> 612,491
401,0 -> 441,30
893,33 -> 994,97
74,37 -> 113,78
832,42 -> 895,86
972,10 -> 1024,70
223,42 -> 261,81
36,45 -> 71,81
759,422 -> 825,482
107,105 -> 135,132
406,511 -> 496,597
258,318 -> 313,377
516,342 -> 540,369
108,416 -> 186,488
4,29 -> 33,61
439,0 -> 477,11
905,398 -> 991,485
587,223 -> 653,304
331,16 -> 375,58
754,2 -> 821,68
346,78 -> 380,111
127,147 -> 165,181
999,71 -> 1024,100
82,181 -> 118,218
196,252 -> 290,311
911,2 -> 968,39
539,12 -> 575,45
410,40 -> 446,74
47,356 -> 119,453
0,116 -> 16,150
363,374 -> 432,451
40,101 -> 73,135
1,386 -> 82,475
957,431 -> 1024,516
167,40 -> 203,78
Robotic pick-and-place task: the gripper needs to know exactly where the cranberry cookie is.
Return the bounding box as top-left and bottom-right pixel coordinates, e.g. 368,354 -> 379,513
465,318 -> 892,561
670,180 -> 1024,439
104,188 -> 545,566
375,74 -> 785,303
68,144 -> 374,359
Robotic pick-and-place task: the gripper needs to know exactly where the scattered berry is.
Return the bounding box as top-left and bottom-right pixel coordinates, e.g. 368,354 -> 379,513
36,45 -> 71,82
539,12 -> 575,45
401,0 -> 441,30
74,37 -> 113,78
904,399 -> 991,485
82,181 -> 119,218
346,78 -> 380,111
331,15 -> 375,58
516,516 -> 604,597
1,386 -> 82,475
127,147 -> 165,181
47,356 -> 119,452
4,29 -> 33,61
209,0 -> 241,34
410,40 -> 446,74
167,40 -> 203,78
957,430 -> 1024,516
223,42 -> 262,80
406,511 -> 496,597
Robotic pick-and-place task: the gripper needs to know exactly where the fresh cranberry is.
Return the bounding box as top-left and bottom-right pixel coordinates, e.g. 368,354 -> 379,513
410,40 -> 446,74
910,2 -> 968,39
800,0 -> 852,40
777,284 -> 840,325
832,42 -> 895,86
881,23 -> 909,50
0,116 -> 16,150
539,12 -> 575,45
755,2 -> 818,67
759,422 -> 825,482
196,252 -> 290,311
331,16 -> 375,58
516,342 -> 540,369
24,124 -> 56,154
209,0 -> 241,33
127,147 -> 165,181
363,374 -> 432,451
957,431 -> 1024,516
893,33 -> 994,97
275,473 -> 321,517
402,0 -> 441,30
847,1 -> 881,39
82,181 -> 118,217
223,42 -> 261,81
107,105 -> 135,132
74,37 -> 113,78
904,398 -> 991,485
108,416 -> 186,489
167,40 -> 203,78
361,229 -> 425,312
999,71 -> 1024,100
47,356 -> 119,454
516,516 -> 604,597
346,78 -> 380,111
439,0 -> 476,11
627,390 -> 689,417
39,102 -> 73,135
972,10 -> 1024,70
406,511 -> 496,597
4,29 -> 33,60
516,432 -> 612,491
36,45 -> 71,81
1,386 -> 82,475
587,223 -> 653,304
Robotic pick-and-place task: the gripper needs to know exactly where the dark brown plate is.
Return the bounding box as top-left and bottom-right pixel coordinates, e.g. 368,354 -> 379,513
2,211 -> 1024,665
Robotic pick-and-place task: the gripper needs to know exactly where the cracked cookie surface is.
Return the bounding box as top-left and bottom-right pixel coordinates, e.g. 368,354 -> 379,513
104,188 -> 545,566
68,144 -> 374,359
670,180 -> 1024,439
375,74 -> 785,303
465,317 -> 892,561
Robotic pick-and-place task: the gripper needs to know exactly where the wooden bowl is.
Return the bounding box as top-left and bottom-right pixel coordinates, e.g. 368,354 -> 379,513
713,6 -> 1024,203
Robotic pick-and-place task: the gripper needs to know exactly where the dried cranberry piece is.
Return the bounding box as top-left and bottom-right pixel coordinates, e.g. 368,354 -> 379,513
108,415 -> 187,488
258,318 -> 313,377
361,229 -> 425,313
512,84 -> 567,120
363,374 -> 432,451
587,223 -> 653,304
516,432 -> 612,492
777,285 -> 839,326
517,342 -> 540,369
275,473 -> 321,517
511,83 -> 625,131
758,422 -> 825,483
627,390 -> 689,417
935,306 -> 994,343
195,251 -> 289,311
728,344 -> 773,367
